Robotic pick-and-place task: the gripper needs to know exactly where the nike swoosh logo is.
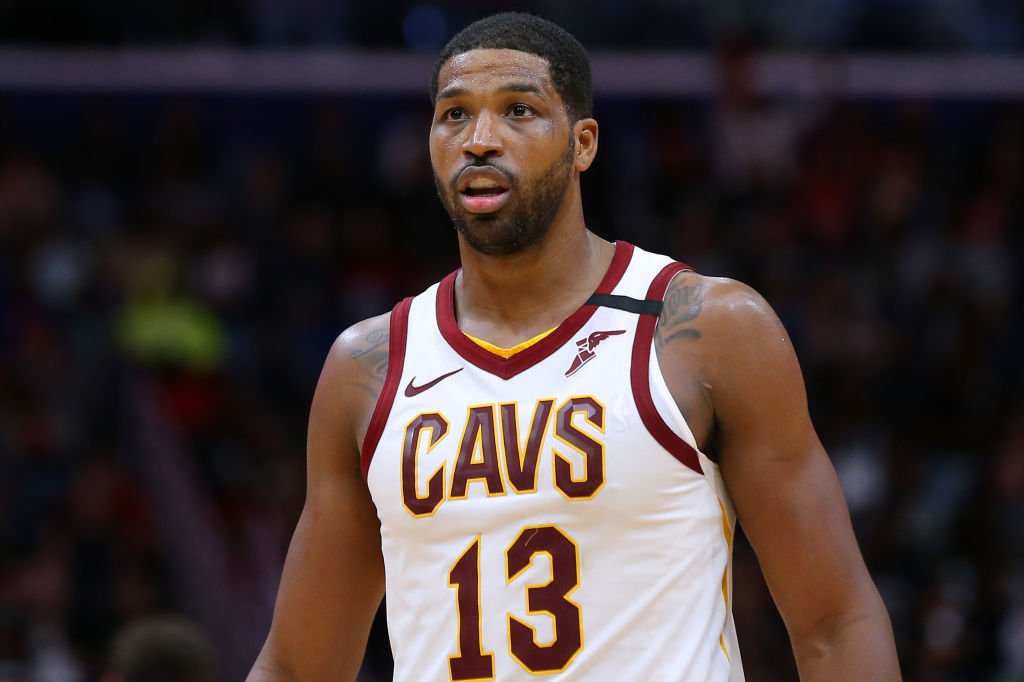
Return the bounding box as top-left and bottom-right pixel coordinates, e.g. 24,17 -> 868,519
404,368 -> 464,397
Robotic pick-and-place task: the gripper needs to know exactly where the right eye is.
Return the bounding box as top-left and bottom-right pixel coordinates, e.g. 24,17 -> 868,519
445,107 -> 467,121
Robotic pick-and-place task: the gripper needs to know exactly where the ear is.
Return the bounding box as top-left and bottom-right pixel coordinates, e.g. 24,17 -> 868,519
572,118 -> 599,172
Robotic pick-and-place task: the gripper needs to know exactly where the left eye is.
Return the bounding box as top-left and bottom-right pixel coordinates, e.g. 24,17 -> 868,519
509,104 -> 532,117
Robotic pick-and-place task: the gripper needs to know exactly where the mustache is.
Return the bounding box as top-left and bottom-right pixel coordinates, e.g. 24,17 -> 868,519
450,159 -> 516,187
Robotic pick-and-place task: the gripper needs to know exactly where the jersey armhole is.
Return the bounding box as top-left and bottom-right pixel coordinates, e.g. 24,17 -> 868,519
629,262 -> 704,476
360,296 -> 413,479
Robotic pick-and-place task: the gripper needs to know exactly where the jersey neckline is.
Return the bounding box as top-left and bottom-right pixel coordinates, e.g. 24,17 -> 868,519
435,241 -> 635,380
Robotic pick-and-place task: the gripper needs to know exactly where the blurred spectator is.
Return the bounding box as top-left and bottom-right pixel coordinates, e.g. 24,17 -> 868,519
712,39 -> 821,193
102,615 -> 216,682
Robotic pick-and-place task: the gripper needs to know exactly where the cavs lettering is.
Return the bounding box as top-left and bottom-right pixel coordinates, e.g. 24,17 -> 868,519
401,397 -> 605,517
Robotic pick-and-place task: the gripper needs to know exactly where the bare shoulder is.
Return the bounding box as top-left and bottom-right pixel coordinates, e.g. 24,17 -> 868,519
315,311 -> 393,451
665,273 -> 812,453
657,272 -> 786,352
653,273 -> 793,449
331,311 -> 392,397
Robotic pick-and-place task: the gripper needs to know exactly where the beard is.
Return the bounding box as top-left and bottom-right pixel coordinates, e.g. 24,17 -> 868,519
435,141 -> 575,257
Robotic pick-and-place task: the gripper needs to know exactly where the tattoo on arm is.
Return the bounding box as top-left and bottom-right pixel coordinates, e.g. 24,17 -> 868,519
656,280 -> 705,349
347,325 -> 390,399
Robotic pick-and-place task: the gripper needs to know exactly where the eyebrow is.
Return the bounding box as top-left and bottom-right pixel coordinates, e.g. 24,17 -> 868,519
435,82 -> 548,102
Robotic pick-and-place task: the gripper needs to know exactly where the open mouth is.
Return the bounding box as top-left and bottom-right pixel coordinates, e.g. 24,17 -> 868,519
457,168 -> 511,213
459,187 -> 510,213
463,184 -> 508,198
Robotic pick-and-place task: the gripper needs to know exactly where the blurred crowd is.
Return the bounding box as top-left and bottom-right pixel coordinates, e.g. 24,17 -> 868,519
1,0 -> 1023,51
0,51 -> 1022,682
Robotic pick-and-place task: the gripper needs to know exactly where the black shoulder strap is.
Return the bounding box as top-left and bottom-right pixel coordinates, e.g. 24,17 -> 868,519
585,293 -> 663,316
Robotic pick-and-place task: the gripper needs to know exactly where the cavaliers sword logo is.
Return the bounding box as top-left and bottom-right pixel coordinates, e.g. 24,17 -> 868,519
564,329 -> 627,377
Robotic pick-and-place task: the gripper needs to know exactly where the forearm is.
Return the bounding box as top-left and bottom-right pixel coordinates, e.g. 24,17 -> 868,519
246,651 -> 298,682
792,608 -> 901,681
246,618 -> 372,682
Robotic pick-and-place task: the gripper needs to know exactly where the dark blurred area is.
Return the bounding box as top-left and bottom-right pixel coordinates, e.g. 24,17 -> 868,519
0,3 -> 1023,682
0,0 -> 1023,51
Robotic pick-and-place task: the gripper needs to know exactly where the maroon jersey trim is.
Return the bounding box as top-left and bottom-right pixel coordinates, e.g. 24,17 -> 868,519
435,241 -> 635,380
630,262 -> 703,475
361,296 -> 413,479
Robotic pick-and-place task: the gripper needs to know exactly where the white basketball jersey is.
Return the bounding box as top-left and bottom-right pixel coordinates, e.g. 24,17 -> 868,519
363,242 -> 744,681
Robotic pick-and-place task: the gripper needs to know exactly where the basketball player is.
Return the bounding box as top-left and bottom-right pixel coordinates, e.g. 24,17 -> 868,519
248,12 -> 900,681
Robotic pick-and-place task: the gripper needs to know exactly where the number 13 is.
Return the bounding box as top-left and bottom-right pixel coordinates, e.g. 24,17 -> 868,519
447,525 -> 583,680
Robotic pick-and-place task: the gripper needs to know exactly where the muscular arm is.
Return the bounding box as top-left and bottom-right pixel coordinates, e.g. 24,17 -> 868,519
247,314 -> 391,682
657,275 -> 900,681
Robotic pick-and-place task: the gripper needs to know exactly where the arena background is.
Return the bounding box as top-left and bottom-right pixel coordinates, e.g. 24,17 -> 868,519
1,1 -> 1022,680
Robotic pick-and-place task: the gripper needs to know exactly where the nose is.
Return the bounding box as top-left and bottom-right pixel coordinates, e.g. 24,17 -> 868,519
462,110 -> 503,159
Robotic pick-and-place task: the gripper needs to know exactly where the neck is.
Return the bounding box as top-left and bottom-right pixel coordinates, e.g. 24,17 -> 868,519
454,213 -> 614,344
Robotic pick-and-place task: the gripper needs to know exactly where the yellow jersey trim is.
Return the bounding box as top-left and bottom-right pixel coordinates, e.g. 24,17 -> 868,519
464,328 -> 557,359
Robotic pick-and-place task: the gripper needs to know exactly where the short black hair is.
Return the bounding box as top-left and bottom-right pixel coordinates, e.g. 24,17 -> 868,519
109,616 -> 216,682
431,12 -> 593,123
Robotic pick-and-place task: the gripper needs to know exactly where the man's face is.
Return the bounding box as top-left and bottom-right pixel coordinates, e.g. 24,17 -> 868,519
430,49 -> 576,256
